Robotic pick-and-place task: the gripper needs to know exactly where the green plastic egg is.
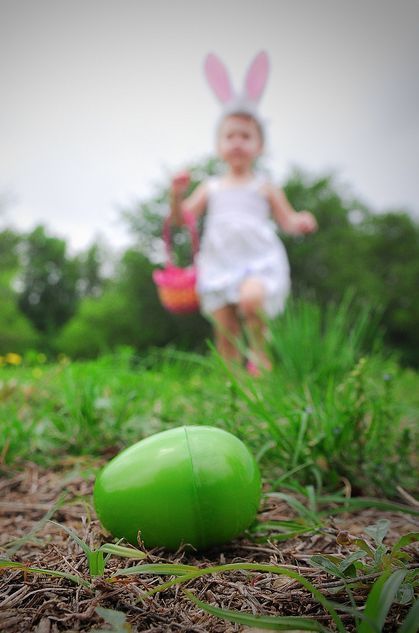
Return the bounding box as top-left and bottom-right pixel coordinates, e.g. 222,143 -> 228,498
93,425 -> 261,550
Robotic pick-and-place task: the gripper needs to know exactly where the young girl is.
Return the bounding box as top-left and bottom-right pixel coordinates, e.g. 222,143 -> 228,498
169,52 -> 317,372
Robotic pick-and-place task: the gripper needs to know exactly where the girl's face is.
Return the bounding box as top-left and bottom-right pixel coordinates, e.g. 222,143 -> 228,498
217,114 -> 263,169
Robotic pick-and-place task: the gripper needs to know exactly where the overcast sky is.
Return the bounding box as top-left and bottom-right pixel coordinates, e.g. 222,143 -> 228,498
1,0 -> 418,252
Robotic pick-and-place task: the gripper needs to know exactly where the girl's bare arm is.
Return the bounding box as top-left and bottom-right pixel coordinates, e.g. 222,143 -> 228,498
266,183 -> 318,235
169,172 -> 208,225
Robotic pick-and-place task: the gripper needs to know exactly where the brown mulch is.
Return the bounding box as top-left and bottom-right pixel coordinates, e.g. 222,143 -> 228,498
0,461 -> 417,632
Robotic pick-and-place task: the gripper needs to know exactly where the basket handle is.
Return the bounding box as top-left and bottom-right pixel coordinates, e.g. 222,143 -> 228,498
163,211 -> 199,265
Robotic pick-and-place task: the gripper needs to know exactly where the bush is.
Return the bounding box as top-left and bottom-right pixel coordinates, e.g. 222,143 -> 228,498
0,288 -> 39,354
56,250 -> 211,357
282,171 -> 419,366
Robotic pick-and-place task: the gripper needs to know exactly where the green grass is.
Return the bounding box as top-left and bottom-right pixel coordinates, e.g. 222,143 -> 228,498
1,298 -> 418,497
1,299 -> 418,632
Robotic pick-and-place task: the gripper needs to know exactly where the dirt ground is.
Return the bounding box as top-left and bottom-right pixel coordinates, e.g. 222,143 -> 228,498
0,461 -> 418,632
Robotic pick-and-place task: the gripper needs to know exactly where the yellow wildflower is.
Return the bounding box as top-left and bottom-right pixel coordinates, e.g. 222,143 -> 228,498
58,354 -> 70,366
5,353 -> 22,365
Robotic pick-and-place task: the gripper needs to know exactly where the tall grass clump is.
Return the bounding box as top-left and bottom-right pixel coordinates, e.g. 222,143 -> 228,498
218,295 -> 417,497
268,291 -> 380,388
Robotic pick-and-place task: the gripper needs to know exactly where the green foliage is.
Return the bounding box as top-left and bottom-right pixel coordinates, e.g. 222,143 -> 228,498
268,292 -> 379,385
50,521 -> 146,578
0,229 -> 39,353
0,224 -> 110,355
55,287 -> 159,358
359,569 -> 414,633
282,170 -> 419,366
1,297 -> 417,498
252,491 -> 418,544
360,213 -> 419,367
117,562 -> 346,631
212,299 -> 417,496
184,590 -> 330,631
0,285 -> 39,354
0,559 -> 90,588
0,228 -> 20,282
309,521 -> 418,632
75,243 -> 107,298
18,226 -> 81,336
310,519 -> 418,580
56,249 -> 211,357
1,523 -> 146,588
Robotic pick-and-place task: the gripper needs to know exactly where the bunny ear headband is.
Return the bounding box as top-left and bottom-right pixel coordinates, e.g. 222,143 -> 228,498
204,51 -> 270,129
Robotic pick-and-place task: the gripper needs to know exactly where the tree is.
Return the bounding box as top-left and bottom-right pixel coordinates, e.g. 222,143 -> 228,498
0,228 -> 39,353
282,170 -> 419,365
18,226 -> 80,336
75,243 -> 108,298
360,212 -> 419,365
0,286 -> 39,354
0,228 -> 20,276
56,249 -> 210,357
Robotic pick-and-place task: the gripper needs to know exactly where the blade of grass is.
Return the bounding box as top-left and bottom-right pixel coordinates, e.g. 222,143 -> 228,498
0,559 -> 91,588
207,341 -> 293,452
391,532 -> 419,556
309,555 -> 344,579
49,520 -> 92,556
88,550 -> 105,577
316,496 -> 419,517
184,589 -> 331,631
306,485 -> 320,514
397,599 -> 419,633
267,492 -> 321,525
271,461 -> 314,487
252,519 -> 316,532
358,568 -> 408,633
251,519 -> 316,541
99,544 -> 147,559
364,519 -> 390,546
291,409 -> 310,469
111,563 -> 199,576
3,495 -> 67,558
113,562 -> 345,633
49,520 -> 104,577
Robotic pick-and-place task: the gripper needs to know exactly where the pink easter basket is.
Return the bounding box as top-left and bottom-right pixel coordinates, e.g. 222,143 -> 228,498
153,212 -> 200,314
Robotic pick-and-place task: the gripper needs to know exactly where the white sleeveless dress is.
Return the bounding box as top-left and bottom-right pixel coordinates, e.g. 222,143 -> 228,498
197,175 -> 291,317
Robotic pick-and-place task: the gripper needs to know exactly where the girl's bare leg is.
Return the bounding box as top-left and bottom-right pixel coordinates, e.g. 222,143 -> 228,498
239,278 -> 272,370
211,304 -> 242,365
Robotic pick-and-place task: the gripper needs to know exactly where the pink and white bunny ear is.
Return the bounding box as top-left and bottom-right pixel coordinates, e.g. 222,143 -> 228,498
244,51 -> 269,103
204,53 -> 235,104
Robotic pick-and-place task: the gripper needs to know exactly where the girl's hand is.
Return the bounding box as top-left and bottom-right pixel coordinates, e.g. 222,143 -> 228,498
292,211 -> 318,235
171,171 -> 191,197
